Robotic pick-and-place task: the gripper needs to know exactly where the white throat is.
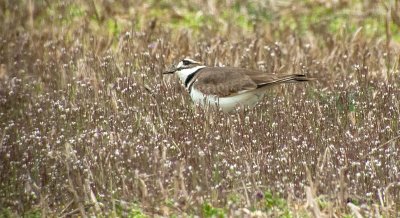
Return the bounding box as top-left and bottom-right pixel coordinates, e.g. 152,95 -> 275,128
176,66 -> 206,84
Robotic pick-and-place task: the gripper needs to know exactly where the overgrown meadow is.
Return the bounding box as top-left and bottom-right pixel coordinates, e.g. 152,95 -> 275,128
1,0 -> 400,217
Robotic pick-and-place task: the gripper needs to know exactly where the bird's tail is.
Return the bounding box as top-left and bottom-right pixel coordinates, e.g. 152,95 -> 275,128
255,73 -> 315,88
277,74 -> 315,83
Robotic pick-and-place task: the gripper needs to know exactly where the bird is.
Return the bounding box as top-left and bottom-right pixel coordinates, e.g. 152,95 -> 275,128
163,58 -> 314,112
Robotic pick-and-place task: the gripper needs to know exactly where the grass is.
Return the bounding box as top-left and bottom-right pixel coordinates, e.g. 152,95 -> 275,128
1,0 -> 400,217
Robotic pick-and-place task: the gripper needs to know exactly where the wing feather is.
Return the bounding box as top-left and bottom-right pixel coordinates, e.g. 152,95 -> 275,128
192,67 -> 256,97
191,67 -> 311,97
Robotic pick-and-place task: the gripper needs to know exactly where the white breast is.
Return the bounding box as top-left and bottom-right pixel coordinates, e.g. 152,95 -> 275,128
190,88 -> 267,112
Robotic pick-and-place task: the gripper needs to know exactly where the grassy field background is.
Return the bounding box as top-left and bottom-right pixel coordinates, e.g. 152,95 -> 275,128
1,0 -> 400,217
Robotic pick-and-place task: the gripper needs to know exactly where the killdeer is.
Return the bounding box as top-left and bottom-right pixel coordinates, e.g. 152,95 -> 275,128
164,58 -> 314,112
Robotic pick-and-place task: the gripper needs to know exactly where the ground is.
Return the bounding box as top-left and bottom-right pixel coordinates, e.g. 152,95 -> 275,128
0,0 -> 399,217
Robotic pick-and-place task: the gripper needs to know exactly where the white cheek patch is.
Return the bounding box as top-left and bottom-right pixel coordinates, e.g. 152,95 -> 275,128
176,66 -> 206,83
176,62 -> 183,68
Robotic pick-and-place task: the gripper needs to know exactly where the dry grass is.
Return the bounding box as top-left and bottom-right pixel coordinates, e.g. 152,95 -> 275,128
0,0 -> 400,217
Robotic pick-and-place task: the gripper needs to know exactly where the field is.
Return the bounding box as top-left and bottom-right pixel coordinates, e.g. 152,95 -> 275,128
1,0 -> 400,217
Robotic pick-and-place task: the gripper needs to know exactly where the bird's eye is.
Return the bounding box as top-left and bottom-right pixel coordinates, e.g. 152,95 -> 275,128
182,60 -> 191,65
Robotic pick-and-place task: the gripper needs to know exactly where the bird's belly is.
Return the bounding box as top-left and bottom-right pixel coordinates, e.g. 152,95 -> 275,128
190,88 -> 265,112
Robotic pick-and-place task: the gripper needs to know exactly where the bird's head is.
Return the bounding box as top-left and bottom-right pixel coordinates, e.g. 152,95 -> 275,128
163,58 -> 203,74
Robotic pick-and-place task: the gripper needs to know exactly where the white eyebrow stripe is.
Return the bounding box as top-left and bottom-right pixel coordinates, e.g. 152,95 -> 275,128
184,58 -> 198,63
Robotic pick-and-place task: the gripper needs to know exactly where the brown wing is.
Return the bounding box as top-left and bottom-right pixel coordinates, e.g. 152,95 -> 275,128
192,67 -> 272,97
231,67 -> 282,86
194,67 -> 257,96
192,67 -> 312,97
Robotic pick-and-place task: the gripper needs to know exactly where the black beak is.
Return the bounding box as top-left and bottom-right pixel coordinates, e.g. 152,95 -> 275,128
163,66 -> 177,74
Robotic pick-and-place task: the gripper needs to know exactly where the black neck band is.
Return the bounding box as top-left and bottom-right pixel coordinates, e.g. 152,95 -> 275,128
184,68 -> 203,91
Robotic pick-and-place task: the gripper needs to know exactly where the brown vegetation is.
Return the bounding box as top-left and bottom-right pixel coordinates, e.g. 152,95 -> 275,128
0,0 -> 399,217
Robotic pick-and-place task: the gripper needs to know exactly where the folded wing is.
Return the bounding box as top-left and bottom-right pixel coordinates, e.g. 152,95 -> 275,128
192,67 -> 311,97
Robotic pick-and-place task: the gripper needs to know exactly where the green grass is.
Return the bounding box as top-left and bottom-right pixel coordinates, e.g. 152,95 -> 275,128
202,203 -> 226,218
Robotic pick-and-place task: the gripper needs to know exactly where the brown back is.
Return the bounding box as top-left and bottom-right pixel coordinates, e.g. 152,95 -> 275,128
191,67 -> 309,97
